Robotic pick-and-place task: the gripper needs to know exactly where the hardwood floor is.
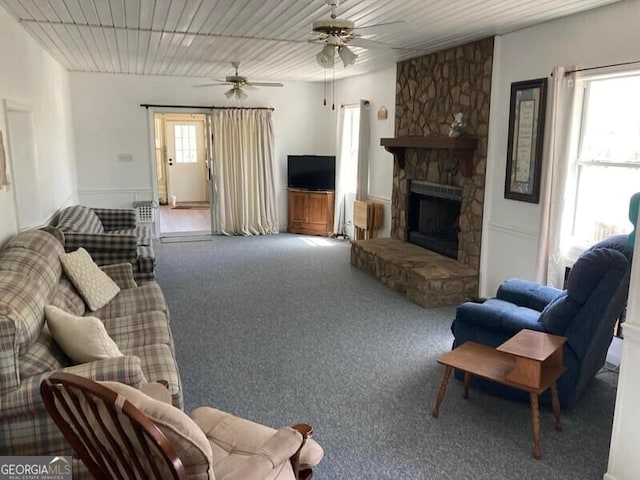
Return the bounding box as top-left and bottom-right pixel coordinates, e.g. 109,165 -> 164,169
159,204 -> 211,234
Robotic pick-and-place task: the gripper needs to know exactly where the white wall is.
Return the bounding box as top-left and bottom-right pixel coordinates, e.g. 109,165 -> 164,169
69,73 -> 334,230
0,8 -> 77,244
481,0 -> 640,296
334,66 -> 396,236
606,212 -> 640,480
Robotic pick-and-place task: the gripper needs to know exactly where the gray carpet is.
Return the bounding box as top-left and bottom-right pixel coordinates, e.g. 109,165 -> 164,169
154,234 -> 617,479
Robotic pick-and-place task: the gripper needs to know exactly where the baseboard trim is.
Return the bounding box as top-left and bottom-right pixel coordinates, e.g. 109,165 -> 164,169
366,194 -> 391,203
603,473 -> 617,480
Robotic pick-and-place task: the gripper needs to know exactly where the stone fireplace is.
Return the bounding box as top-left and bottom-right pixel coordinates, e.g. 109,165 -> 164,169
350,37 -> 493,308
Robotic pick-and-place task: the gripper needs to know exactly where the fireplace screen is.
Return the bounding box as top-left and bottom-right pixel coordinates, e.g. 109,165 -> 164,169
407,181 -> 462,259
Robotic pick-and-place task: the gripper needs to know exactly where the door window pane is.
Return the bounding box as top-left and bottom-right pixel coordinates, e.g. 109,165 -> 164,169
174,125 -> 197,163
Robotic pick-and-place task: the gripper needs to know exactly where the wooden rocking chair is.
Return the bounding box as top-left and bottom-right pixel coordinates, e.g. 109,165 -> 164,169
41,373 -> 323,480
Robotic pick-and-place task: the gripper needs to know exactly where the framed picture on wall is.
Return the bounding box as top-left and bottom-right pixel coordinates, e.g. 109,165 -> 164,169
504,78 -> 548,203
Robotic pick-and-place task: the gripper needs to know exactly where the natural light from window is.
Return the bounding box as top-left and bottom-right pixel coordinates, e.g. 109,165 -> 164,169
174,124 -> 197,163
571,74 -> 640,248
300,237 -> 335,247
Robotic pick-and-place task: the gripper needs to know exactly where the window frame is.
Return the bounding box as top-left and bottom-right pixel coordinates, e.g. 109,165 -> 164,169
567,71 -> 640,254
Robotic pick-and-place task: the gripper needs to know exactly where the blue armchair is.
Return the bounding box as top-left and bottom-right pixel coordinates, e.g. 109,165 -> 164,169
451,235 -> 633,408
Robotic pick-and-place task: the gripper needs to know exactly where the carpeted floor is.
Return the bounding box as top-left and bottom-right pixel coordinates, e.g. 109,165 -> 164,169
154,234 -> 618,479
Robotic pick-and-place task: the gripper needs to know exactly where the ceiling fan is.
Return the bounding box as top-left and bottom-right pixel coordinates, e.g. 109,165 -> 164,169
310,0 -> 407,68
193,62 -> 283,99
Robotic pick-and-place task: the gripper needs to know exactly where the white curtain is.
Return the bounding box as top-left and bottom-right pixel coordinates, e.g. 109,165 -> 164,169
535,67 -> 578,287
333,100 -> 370,236
211,109 -> 278,235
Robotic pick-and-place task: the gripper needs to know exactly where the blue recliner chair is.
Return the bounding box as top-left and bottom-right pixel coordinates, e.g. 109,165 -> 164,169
451,234 -> 633,408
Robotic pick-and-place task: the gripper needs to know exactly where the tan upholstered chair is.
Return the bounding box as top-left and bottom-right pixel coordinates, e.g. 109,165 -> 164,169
41,373 -> 323,480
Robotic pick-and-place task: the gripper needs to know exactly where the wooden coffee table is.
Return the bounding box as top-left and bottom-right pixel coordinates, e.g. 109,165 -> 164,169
432,329 -> 566,459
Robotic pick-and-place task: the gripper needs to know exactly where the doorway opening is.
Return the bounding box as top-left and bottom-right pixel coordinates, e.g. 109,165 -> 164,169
153,113 -> 212,236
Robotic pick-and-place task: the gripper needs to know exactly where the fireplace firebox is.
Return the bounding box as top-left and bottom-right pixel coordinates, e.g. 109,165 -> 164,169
407,180 -> 462,259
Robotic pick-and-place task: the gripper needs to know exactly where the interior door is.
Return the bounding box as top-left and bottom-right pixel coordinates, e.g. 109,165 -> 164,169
164,119 -> 207,203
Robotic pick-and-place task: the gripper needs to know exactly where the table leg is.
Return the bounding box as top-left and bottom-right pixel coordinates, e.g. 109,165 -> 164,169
551,383 -> 563,431
463,372 -> 471,399
530,392 -> 542,460
432,366 -> 453,418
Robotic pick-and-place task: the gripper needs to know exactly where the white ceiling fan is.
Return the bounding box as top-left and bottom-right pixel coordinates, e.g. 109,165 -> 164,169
193,62 -> 283,99
310,0 -> 408,68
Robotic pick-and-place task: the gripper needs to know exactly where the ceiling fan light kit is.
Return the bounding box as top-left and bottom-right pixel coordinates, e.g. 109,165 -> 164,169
338,46 -> 357,67
193,62 -> 282,99
316,44 -> 335,68
310,0 -> 401,70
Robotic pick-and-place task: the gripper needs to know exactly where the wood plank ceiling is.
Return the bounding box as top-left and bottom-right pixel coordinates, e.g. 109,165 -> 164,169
0,0 -> 622,82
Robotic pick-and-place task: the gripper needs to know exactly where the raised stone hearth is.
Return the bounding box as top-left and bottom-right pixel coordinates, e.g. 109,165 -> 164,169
351,238 -> 477,308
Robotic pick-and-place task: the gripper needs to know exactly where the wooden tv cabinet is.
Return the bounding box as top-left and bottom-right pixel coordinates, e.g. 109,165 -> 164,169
288,188 -> 335,237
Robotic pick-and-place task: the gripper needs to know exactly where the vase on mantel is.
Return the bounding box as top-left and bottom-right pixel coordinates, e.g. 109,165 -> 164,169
452,169 -> 465,187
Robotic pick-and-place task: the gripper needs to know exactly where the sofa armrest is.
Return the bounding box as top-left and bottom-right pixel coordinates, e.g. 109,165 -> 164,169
63,232 -> 137,253
496,279 -> 564,311
454,300 -> 545,336
100,263 -> 138,289
93,208 -> 137,230
0,356 -> 145,418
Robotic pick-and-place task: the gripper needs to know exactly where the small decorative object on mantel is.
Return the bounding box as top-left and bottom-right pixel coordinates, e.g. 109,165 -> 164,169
377,106 -> 388,120
448,112 -> 466,138
504,78 -> 547,204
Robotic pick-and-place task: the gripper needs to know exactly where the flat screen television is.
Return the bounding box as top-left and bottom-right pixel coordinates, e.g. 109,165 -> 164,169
287,155 -> 336,191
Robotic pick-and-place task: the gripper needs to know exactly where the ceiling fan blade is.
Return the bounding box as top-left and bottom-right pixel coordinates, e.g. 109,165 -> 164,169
246,82 -> 284,87
224,88 -> 235,98
193,82 -> 232,88
351,20 -> 408,36
349,38 -> 393,50
349,37 -> 423,53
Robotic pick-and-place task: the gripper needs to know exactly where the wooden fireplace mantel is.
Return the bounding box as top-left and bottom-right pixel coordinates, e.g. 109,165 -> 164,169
380,136 -> 478,176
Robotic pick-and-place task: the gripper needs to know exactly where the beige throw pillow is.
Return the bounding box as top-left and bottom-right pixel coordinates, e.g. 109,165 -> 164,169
44,305 -> 123,363
60,248 -> 120,311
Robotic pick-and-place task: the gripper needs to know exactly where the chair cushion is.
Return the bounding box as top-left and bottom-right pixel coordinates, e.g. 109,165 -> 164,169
60,248 -> 121,311
103,311 -> 172,350
99,381 -> 214,479
190,407 -> 324,480
538,292 -> 581,335
56,206 -> 104,234
45,305 -> 123,363
90,282 -> 167,320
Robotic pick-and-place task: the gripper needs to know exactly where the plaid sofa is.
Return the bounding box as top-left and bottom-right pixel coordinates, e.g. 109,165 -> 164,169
50,205 -> 155,282
0,230 -> 182,478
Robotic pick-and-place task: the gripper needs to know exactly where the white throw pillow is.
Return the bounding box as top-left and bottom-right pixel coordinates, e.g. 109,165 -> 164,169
60,248 -> 120,311
44,305 -> 123,363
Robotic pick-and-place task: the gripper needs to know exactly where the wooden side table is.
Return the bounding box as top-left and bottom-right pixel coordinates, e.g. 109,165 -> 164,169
432,329 -> 566,459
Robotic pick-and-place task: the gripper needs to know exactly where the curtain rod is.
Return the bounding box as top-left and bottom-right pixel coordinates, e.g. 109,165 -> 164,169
139,104 -> 274,111
564,60 -> 640,76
